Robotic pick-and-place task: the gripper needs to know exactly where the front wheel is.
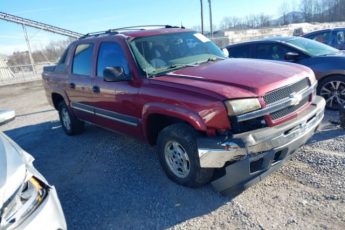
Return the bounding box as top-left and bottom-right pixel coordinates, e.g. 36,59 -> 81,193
318,76 -> 345,110
157,123 -> 214,187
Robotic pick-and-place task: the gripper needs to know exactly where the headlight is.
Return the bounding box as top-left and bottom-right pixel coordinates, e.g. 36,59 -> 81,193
225,98 -> 261,116
0,176 -> 47,229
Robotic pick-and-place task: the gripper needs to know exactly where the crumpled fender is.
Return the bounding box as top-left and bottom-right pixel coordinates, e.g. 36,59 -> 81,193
142,102 -> 207,133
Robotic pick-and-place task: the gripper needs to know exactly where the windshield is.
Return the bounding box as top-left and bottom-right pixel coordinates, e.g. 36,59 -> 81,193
129,32 -> 225,76
286,37 -> 340,57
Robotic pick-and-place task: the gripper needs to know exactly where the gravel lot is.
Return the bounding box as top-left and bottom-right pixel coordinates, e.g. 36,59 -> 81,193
1,80 -> 344,230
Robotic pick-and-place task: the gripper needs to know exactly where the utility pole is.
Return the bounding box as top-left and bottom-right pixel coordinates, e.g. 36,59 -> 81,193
22,25 -> 36,74
208,0 -> 213,38
200,0 -> 204,34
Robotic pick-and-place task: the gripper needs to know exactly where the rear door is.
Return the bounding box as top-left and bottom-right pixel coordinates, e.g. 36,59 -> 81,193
66,43 -> 95,122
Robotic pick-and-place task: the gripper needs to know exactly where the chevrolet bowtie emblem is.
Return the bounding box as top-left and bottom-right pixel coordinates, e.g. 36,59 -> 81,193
289,93 -> 303,106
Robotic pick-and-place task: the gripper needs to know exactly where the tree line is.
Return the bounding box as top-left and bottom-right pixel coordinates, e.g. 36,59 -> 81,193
220,0 -> 345,30
300,0 -> 345,22
6,39 -> 73,67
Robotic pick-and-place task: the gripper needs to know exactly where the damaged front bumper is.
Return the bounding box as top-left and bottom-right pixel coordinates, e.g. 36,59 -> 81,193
197,96 -> 325,195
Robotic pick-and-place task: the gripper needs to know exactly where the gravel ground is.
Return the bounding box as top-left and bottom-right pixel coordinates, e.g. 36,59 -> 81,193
0,81 -> 344,230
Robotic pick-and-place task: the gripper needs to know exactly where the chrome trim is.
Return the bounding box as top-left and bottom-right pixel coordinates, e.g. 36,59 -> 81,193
95,112 -> 138,127
70,102 -> 139,127
198,96 -> 325,168
237,82 -> 317,122
198,145 -> 247,168
71,102 -> 94,115
71,105 -> 94,115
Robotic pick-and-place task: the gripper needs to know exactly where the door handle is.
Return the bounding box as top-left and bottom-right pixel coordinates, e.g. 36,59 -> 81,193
92,85 -> 100,93
69,83 -> 76,89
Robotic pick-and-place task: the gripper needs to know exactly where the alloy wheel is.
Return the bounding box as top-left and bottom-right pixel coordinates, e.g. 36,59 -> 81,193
320,80 -> 345,109
164,141 -> 191,178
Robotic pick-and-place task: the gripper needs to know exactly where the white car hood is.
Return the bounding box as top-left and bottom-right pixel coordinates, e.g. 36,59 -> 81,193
0,132 -> 31,210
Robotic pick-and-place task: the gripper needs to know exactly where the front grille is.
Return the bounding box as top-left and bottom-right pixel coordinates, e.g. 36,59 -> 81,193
264,78 -> 310,121
270,97 -> 309,120
264,78 -> 309,105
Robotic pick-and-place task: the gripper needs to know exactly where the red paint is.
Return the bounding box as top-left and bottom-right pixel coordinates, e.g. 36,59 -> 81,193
42,28 -> 315,144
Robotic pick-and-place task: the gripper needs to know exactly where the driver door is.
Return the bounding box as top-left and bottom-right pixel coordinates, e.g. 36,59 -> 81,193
90,40 -> 140,135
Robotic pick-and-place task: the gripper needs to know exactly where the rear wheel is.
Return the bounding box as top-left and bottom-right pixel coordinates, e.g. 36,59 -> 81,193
157,123 -> 214,187
58,101 -> 84,135
318,76 -> 345,110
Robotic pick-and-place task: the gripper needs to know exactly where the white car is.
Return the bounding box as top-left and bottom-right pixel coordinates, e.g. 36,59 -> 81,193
0,110 -> 66,230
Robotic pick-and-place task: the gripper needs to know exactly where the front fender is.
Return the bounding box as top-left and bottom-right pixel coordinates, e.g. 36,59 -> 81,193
142,102 -> 207,132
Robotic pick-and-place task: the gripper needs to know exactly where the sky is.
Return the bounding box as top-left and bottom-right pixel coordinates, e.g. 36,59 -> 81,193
0,0 -> 293,55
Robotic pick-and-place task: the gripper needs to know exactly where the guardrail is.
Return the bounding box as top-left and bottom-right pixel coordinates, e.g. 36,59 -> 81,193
0,62 -> 53,86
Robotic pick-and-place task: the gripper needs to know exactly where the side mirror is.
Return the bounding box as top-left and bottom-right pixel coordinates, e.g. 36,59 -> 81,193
222,48 -> 229,58
103,67 -> 130,82
0,109 -> 15,126
285,52 -> 300,61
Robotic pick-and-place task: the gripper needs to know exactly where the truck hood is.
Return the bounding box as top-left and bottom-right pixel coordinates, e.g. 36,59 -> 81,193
155,58 -> 313,98
0,132 -> 29,210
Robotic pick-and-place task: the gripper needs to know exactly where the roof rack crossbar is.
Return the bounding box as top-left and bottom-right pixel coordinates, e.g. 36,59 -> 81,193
79,29 -> 119,39
109,25 -> 180,32
79,25 -> 184,39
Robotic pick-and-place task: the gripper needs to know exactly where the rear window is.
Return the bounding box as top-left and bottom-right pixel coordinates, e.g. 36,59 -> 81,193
72,43 -> 94,76
55,47 -> 69,73
305,31 -> 332,44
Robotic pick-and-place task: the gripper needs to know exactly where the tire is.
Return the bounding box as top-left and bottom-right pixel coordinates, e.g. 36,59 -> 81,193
58,101 -> 84,135
157,123 -> 214,187
317,75 -> 345,110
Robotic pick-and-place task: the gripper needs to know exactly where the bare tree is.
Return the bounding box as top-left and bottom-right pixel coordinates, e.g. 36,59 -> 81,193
259,14 -> 271,28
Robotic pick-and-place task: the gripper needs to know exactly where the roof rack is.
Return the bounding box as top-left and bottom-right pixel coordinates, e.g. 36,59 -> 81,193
79,25 -> 184,39
78,29 -> 119,40
109,25 -> 183,31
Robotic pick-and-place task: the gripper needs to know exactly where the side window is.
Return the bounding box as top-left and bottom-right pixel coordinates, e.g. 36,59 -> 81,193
97,42 -> 129,77
335,31 -> 345,46
228,45 -> 251,58
307,32 -> 331,44
72,43 -> 94,76
256,44 -> 294,61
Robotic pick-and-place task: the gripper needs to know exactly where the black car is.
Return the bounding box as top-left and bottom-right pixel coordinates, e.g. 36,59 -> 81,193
226,36 -> 345,109
303,28 -> 345,50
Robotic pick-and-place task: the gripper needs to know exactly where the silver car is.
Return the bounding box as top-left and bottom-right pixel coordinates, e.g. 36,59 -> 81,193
0,110 -> 66,230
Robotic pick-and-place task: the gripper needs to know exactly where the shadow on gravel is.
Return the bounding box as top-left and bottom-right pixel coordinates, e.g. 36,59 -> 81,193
16,109 -> 55,117
5,121 -> 232,230
308,126 -> 345,143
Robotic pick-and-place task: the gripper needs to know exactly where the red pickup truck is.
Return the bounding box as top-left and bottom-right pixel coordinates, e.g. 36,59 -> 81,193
42,26 -> 325,195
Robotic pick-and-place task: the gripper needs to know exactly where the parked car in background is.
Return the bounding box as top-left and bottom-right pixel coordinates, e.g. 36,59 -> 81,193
303,28 -> 345,50
43,26 -> 325,194
226,36 -> 345,109
0,110 -> 66,230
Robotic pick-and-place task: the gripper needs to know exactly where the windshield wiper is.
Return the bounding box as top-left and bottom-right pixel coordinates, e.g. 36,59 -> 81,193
195,56 -> 225,65
148,57 -> 225,78
169,63 -> 199,69
149,63 -> 199,78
